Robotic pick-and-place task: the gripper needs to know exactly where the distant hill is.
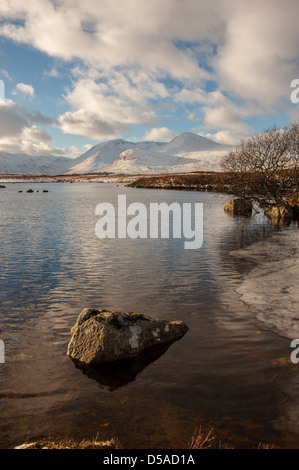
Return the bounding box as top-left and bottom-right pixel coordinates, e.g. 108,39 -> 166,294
0,152 -> 72,175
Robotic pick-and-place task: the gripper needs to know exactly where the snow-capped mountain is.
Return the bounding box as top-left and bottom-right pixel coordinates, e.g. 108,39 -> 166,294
105,148 -> 228,174
68,132 -> 230,174
0,133 -> 231,175
68,139 -> 136,174
67,138 -> 166,174
159,132 -> 224,154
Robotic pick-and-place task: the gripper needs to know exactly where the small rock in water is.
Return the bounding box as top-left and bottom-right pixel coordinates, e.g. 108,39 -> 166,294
266,205 -> 293,221
26,189 -> 34,193
42,190 -> 49,193
67,309 -> 189,365
0,185 -> 6,188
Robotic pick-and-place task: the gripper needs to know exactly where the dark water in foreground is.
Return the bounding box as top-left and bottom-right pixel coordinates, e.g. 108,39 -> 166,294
0,182 -> 298,448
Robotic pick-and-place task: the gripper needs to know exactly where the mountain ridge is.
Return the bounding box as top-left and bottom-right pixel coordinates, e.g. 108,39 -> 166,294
0,132 -> 232,175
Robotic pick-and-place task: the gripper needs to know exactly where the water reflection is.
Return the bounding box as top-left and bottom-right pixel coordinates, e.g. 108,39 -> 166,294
0,183 -> 297,449
70,340 -> 179,391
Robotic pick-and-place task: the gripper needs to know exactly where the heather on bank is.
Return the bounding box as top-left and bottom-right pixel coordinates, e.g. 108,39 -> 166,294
128,172 -> 235,193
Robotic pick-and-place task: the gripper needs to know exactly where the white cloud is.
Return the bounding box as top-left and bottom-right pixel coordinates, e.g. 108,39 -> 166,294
56,71 -> 158,139
57,109 -> 129,140
44,67 -> 61,78
83,143 -> 93,151
0,0 -> 298,143
175,88 -> 228,106
143,127 -> 177,141
0,101 -> 27,137
203,106 -> 251,133
0,135 -> 80,157
215,0 -> 299,111
0,0 -> 218,80
14,82 -> 34,98
203,130 -> 247,146
22,125 -> 52,142
0,69 -> 12,81
0,100 -> 79,156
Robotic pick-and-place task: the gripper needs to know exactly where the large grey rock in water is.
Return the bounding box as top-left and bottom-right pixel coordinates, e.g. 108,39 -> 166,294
223,197 -> 252,216
67,309 -> 189,365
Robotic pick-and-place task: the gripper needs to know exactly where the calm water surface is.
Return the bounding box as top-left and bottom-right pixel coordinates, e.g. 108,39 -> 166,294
0,182 -> 298,448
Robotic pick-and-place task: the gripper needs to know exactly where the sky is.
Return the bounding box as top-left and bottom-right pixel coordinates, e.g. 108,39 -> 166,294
0,0 -> 298,158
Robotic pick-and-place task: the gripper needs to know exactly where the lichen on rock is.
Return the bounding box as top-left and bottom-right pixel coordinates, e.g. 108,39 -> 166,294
67,308 -> 188,365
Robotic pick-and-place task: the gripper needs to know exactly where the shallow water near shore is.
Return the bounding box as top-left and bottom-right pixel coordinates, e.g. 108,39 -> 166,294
1,182 -> 299,448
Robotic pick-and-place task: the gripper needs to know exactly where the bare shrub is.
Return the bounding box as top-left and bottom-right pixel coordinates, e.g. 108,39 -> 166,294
221,123 -> 299,208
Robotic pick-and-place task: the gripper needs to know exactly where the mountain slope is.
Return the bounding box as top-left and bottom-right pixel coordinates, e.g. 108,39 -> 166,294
69,139 -> 135,173
159,132 -> 224,154
105,147 -> 229,174
0,152 -> 72,175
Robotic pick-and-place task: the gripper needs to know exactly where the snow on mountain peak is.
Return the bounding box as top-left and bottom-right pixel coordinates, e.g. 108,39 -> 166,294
160,132 -> 225,154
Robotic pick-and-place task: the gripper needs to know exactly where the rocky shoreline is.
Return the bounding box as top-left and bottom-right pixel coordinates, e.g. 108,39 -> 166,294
0,171 -> 235,192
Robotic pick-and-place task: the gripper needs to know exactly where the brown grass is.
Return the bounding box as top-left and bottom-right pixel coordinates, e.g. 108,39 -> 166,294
127,172 -> 235,193
188,427 -> 278,449
15,430 -> 278,450
188,427 -> 233,449
15,436 -> 122,449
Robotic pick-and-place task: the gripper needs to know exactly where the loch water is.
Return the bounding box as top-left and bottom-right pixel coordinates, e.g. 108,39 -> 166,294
0,182 -> 298,448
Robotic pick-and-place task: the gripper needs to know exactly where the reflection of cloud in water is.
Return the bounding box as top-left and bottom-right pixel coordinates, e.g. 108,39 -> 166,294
40,189 -> 278,333
40,189 -> 235,324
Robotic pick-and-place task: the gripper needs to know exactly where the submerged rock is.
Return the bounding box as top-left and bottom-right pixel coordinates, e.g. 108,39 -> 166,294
223,198 -> 252,216
73,341 -> 177,391
67,309 -> 189,365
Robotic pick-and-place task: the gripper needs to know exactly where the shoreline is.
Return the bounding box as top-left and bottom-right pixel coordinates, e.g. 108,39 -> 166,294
0,174 -> 137,184
228,226 -> 299,440
0,171 -> 234,194
230,227 -> 299,340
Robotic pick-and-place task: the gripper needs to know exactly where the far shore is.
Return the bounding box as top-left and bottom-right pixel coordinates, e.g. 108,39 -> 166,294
0,171 -> 234,194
